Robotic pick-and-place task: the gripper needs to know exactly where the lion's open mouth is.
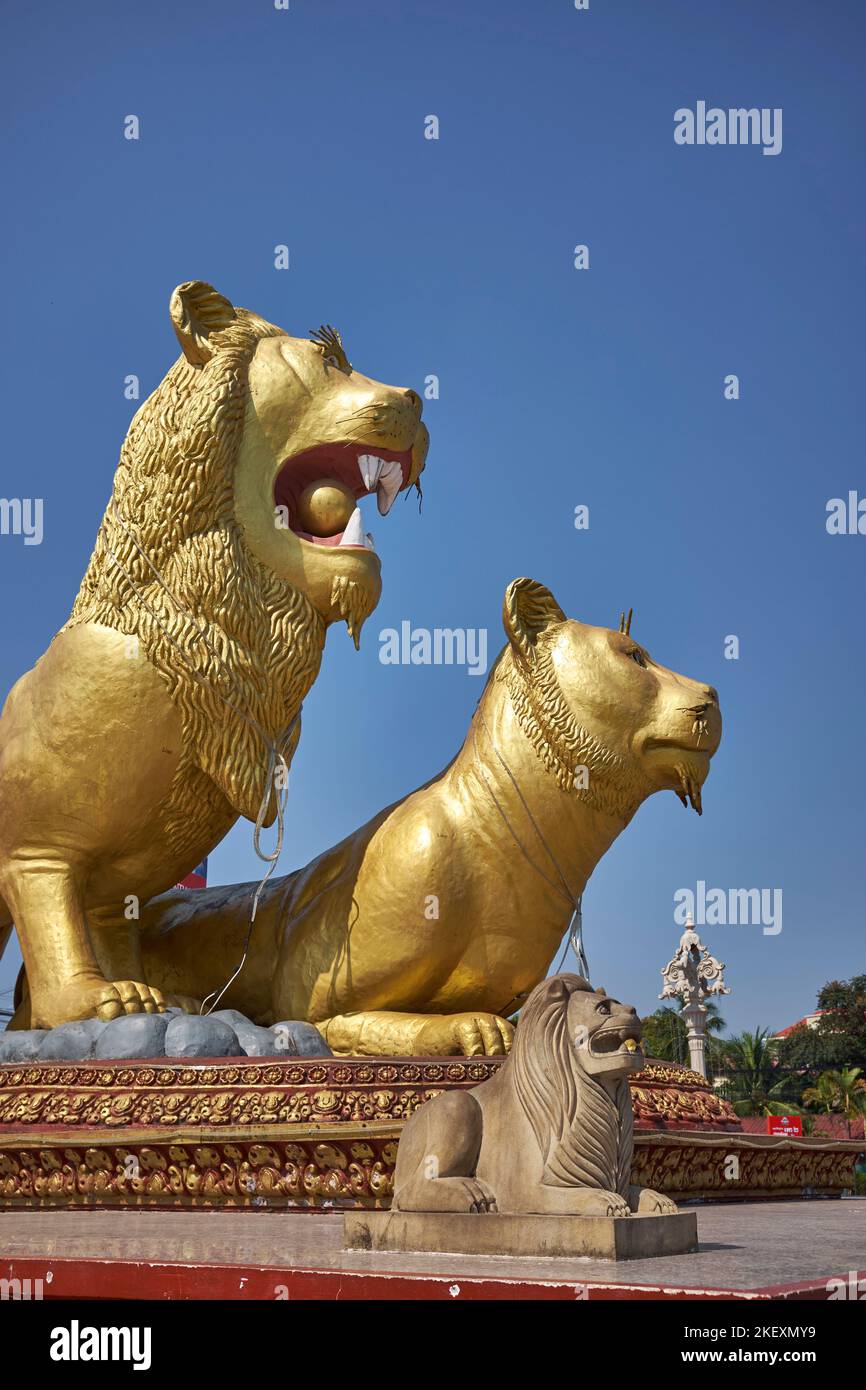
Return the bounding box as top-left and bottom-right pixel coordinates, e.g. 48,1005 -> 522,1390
589,1025 -> 643,1058
273,442 -> 414,553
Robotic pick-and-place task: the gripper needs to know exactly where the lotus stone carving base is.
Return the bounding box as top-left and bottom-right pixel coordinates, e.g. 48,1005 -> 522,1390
344,1208 -> 700,1261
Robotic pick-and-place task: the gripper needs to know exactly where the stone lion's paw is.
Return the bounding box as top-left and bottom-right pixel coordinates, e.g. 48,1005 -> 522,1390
464,1178 -> 498,1213
423,1177 -> 497,1213
635,1187 -> 678,1215
580,1190 -> 631,1218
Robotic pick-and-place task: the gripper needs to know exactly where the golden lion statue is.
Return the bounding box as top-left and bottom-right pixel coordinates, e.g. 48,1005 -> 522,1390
128,577 -> 721,1054
392,973 -> 679,1216
0,280 -> 427,1029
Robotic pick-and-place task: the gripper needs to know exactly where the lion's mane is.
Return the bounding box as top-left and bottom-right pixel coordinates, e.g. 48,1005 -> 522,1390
67,308 -> 328,844
510,974 -> 633,1197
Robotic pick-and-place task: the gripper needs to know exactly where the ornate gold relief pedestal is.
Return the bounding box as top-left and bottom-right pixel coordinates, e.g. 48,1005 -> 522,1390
0,1056 -> 859,1210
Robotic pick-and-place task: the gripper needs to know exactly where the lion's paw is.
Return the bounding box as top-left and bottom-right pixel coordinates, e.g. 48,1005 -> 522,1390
632,1187 -> 678,1215
34,977 -> 168,1028
412,1176 -> 497,1213
576,1190 -> 632,1218
418,1013 -> 514,1057
96,980 -> 168,1020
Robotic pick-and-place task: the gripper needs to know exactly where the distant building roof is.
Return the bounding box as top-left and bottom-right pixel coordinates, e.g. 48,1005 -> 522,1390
772,1011 -> 824,1040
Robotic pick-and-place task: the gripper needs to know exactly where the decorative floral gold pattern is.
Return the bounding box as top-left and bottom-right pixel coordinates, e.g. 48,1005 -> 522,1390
0,1139 -> 400,1207
0,1056 -> 856,1208
0,1058 -> 494,1130
0,1134 -> 858,1209
632,1138 -> 860,1201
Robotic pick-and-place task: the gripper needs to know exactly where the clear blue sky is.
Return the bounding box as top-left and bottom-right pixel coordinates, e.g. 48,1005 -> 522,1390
1,0 -> 864,1034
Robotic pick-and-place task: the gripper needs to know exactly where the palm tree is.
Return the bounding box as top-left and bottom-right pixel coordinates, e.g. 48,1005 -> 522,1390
834,1066 -> 866,1120
802,1072 -> 840,1114
715,1027 -> 802,1117
803,1066 -> 866,1119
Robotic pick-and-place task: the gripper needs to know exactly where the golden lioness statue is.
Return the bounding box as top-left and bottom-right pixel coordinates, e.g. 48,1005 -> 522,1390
392,973 -> 678,1216
0,280 -> 427,1029
128,577 -> 721,1054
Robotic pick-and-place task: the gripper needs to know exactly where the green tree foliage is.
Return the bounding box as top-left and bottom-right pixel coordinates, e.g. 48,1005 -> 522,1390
815,975 -> 866,1066
802,1066 -> 866,1120
639,999 -> 727,1068
714,1027 -> 803,1117
776,974 -> 866,1081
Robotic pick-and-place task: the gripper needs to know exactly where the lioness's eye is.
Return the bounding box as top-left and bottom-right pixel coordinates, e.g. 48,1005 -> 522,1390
629,649 -> 647,668
309,324 -> 352,374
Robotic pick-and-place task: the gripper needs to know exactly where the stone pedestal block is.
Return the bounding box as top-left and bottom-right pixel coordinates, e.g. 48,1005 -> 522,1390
344,1208 -> 699,1261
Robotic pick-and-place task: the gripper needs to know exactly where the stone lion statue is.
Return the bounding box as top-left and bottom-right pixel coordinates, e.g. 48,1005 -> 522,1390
392,973 -> 679,1216
128,577 -> 720,1054
0,280 -> 427,1029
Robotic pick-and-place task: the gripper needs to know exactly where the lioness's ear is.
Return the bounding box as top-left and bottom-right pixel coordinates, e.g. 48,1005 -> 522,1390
503,578 -> 565,665
170,281 -> 237,365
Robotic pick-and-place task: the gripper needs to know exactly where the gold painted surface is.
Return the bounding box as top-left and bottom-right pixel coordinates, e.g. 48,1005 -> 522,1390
137,578 -> 721,1054
0,281 -> 427,1030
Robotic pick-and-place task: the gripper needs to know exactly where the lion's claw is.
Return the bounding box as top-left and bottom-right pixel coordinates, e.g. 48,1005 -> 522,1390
634,1187 -> 679,1215
418,1012 -> 515,1057
576,1189 -> 631,1218
33,976 -> 168,1028
97,980 -> 167,1020
464,1179 -> 498,1213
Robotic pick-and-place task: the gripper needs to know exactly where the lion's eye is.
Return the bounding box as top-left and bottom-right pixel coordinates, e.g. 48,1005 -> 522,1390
628,649 -> 647,668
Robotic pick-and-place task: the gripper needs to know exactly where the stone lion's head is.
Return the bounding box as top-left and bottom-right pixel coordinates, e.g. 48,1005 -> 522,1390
68,281 -> 428,823
511,973 -> 643,1191
498,578 -> 722,819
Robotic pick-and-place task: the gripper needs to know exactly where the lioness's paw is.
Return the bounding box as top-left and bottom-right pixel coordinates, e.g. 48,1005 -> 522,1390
417,1013 -> 514,1057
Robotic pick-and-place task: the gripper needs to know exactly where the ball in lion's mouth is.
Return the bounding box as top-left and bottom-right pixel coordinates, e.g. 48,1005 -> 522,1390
295,479 -> 356,537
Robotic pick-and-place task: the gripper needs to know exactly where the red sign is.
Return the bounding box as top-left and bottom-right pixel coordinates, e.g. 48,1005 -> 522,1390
766,1115 -> 803,1136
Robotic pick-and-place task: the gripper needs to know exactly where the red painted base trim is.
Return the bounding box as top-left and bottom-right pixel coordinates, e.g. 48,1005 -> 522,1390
1,1255 -> 859,1302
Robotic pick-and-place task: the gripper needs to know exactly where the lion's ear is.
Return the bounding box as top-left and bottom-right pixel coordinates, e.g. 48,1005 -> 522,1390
503,578 -> 566,665
170,281 -> 237,365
